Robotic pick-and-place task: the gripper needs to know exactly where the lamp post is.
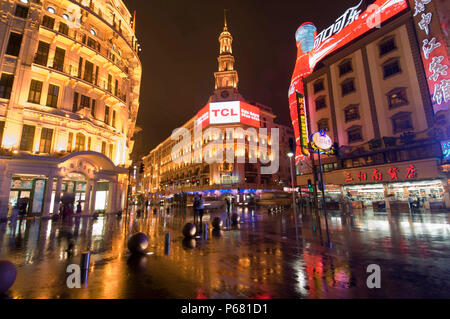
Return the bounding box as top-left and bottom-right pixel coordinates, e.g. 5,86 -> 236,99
287,151 -> 299,240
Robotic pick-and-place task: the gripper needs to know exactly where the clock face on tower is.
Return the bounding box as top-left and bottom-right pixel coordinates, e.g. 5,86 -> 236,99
221,90 -> 229,98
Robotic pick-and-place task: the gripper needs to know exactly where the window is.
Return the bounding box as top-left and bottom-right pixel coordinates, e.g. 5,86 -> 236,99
42,15 -> 55,29
87,37 -> 99,51
0,73 -> 14,99
80,95 -> 90,109
387,88 -> 408,109
379,38 -> 397,56
47,7 -> 56,14
19,125 -> 36,152
39,128 -> 53,153
34,41 -> 50,66
75,133 -> 85,151
341,79 -> 355,96
108,143 -> 114,159
315,96 -> 327,111
52,47 -> 65,71
0,122 -> 5,146
115,79 -> 119,96
104,106 -> 110,125
73,92 -> 79,112
344,104 -> 360,122
90,29 -> 97,36
58,22 -> 69,35
91,99 -> 96,118
339,60 -> 353,77
87,137 -> 92,151
313,80 -> 325,94
28,80 -> 43,104
83,61 -> 94,83
392,112 -> 413,133
317,118 -> 330,132
15,5 -> 29,18
67,132 -> 73,151
383,59 -> 401,78
101,141 -> 106,155
5,32 -> 23,57
107,74 -> 112,93
46,84 -> 59,108
62,13 -> 70,21
77,57 -> 83,78
112,110 -> 116,128
347,126 -> 363,143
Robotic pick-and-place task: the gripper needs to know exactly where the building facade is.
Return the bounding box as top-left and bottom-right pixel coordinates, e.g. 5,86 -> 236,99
295,0 -> 450,210
142,17 -> 294,199
0,0 -> 142,220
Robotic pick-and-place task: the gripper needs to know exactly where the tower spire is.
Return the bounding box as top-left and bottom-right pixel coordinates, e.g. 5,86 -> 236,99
224,9 -> 228,30
214,10 -> 239,93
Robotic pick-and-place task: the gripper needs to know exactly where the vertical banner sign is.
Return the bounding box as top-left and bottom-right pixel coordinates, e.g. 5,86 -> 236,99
296,92 -> 309,157
288,0 -> 408,164
411,0 -> 450,113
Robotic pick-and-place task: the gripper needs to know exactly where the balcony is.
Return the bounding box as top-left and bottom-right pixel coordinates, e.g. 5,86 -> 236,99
33,57 -> 127,105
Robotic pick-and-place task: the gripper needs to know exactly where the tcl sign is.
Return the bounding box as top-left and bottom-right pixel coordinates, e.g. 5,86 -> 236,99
210,102 -> 240,124
196,101 -> 261,128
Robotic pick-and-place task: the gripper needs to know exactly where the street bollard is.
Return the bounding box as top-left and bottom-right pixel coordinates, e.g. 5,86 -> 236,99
81,251 -> 91,270
164,233 -> 171,255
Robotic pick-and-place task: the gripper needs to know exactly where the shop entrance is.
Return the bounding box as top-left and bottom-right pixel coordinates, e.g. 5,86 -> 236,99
9,175 -> 47,216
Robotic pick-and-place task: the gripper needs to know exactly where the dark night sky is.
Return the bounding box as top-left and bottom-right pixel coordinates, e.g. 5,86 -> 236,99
123,0 -> 359,161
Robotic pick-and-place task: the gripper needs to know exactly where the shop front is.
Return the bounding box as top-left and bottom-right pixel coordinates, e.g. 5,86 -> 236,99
298,158 -> 449,212
0,151 -> 128,221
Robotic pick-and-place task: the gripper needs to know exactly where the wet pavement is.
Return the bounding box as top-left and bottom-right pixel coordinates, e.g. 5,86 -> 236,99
0,206 -> 449,299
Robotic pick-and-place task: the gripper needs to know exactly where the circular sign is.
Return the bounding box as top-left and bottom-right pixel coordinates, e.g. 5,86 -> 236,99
311,130 -> 333,151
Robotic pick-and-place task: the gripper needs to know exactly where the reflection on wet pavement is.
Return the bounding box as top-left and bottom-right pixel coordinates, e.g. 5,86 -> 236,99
0,206 -> 449,299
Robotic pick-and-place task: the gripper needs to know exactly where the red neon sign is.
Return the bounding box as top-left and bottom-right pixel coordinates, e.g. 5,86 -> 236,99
289,0 -> 408,163
196,101 -> 261,129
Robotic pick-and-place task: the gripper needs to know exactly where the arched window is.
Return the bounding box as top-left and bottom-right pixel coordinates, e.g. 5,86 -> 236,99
347,125 -> 363,143
339,59 -> 353,77
313,79 -> 325,94
74,133 -> 86,151
379,37 -> 397,57
391,112 -> 413,134
341,78 -> 355,96
344,104 -> 360,122
315,96 -> 327,110
387,87 -> 408,108
383,58 -> 402,79
317,118 -> 330,132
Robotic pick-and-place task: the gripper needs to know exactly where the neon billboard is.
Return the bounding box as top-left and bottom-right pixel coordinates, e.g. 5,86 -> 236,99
196,101 -> 261,128
410,0 -> 450,114
289,0 -> 408,163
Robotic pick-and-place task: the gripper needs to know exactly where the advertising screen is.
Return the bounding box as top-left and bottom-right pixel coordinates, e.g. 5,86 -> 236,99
196,101 -> 261,128
289,0 -> 409,163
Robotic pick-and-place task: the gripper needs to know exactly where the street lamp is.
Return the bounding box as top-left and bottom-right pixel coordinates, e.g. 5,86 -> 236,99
288,138 -> 299,240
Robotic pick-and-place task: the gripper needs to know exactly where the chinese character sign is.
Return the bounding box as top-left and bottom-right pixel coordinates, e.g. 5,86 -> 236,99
412,0 -> 450,113
343,165 -> 419,184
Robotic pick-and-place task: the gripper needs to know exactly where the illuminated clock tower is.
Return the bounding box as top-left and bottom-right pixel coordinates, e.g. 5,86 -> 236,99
212,11 -> 240,102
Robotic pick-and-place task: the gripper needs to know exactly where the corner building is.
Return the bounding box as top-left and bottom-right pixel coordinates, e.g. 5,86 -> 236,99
143,18 -> 294,199
296,0 -> 450,211
0,0 -> 142,219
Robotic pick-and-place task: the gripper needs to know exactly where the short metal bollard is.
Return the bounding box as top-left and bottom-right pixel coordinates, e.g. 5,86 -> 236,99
164,233 -> 171,255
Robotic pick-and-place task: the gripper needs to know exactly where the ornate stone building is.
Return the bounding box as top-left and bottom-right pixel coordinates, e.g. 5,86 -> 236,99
0,0 -> 142,220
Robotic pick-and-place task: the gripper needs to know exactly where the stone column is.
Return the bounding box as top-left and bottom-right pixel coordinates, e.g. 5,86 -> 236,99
0,172 -> 12,222
89,179 -> 98,214
83,180 -> 92,215
42,174 -> 55,218
52,176 -> 63,215
107,181 -> 118,214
